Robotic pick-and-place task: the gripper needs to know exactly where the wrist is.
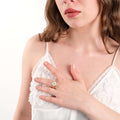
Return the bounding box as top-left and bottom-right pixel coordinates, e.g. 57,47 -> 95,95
81,95 -> 96,114
80,95 -> 102,119
78,94 -> 95,113
78,94 -> 120,120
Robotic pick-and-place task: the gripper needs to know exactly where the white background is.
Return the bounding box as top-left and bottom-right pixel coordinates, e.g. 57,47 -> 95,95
0,0 -> 47,119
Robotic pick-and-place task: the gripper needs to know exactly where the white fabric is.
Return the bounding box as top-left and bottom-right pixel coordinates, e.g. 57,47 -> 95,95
28,42 -> 120,120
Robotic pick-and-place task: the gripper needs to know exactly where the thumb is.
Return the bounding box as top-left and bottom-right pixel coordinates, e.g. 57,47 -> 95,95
70,64 -> 81,81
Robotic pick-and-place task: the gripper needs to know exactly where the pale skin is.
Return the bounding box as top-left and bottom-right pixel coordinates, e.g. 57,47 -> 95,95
34,0 -> 120,120
13,0 -> 120,120
35,61 -> 120,120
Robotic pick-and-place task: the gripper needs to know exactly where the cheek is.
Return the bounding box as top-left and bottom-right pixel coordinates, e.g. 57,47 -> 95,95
55,1 -> 63,15
86,0 -> 99,16
83,0 -> 99,22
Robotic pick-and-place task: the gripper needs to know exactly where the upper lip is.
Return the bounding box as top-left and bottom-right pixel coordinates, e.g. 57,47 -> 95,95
64,8 -> 81,14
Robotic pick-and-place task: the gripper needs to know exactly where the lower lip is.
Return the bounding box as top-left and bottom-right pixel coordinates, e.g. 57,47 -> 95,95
65,12 -> 81,17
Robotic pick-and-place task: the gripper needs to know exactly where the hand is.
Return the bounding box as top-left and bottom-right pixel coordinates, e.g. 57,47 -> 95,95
34,61 -> 93,111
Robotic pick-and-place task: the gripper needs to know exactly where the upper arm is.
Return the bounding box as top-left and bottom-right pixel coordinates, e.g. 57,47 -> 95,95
13,33 -> 45,119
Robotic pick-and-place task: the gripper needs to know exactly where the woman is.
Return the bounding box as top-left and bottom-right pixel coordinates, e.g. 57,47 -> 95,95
13,0 -> 120,120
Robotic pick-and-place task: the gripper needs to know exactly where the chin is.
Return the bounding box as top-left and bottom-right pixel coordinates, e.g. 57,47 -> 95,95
68,22 -> 87,29
66,19 -> 95,29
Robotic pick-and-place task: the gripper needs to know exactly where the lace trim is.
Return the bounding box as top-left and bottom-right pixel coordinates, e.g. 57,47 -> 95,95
28,47 -> 120,113
28,54 -> 60,109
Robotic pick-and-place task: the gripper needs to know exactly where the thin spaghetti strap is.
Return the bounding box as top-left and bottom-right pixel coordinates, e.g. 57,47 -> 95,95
45,42 -> 49,54
112,46 -> 120,66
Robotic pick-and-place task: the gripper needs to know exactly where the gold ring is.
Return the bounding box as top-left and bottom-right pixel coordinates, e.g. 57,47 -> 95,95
51,81 -> 57,89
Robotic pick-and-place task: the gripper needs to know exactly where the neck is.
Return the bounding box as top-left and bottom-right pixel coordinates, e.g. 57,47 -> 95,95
64,15 -> 105,54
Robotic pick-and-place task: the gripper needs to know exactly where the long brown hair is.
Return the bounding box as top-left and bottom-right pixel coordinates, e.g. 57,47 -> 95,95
40,0 -> 120,54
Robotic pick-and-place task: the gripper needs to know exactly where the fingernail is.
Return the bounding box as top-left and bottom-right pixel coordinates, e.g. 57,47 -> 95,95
72,64 -> 76,69
44,61 -> 48,65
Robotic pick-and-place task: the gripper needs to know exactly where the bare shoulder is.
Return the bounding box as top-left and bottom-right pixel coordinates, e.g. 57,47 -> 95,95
13,33 -> 46,119
23,33 -> 46,72
23,33 -> 45,56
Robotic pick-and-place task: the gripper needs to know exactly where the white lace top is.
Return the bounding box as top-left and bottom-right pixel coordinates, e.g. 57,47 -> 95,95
28,42 -> 120,120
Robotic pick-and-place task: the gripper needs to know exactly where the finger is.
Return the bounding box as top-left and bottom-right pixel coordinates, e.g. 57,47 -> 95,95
36,85 -> 58,96
39,95 -> 59,105
34,77 -> 54,87
70,64 -> 82,82
43,61 -> 65,80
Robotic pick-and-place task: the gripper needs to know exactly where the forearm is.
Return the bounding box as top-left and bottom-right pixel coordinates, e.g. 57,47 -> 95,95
81,95 -> 120,120
13,110 -> 31,120
13,114 -> 31,120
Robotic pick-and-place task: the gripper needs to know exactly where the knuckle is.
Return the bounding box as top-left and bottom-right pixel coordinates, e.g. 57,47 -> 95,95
48,80 -> 53,86
48,97 -> 52,101
46,96 -> 52,102
46,87 -> 50,92
44,79 -> 50,85
49,88 -> 53,93
39,86 -> 43,90
41,86 -> 47,91
50,80 -> 53,85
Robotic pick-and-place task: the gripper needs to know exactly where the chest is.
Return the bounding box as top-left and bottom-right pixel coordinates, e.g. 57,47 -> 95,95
49,48 -> 114,91
31,48 -> 120,113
